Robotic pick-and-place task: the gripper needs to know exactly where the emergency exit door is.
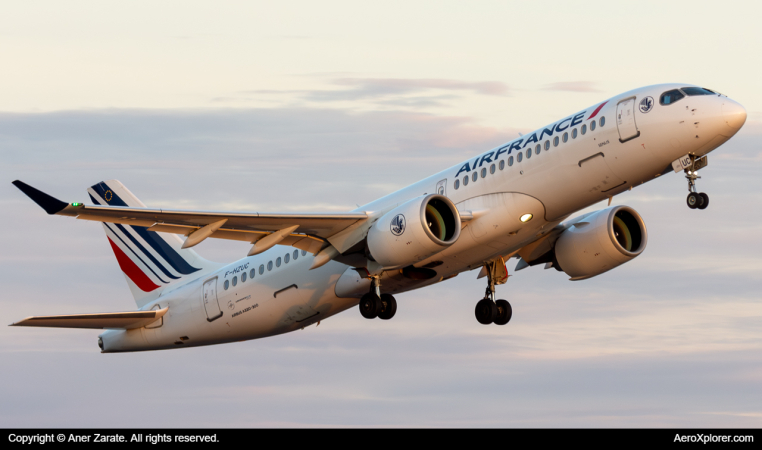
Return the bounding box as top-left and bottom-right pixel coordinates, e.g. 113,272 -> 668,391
203,277 -> 223,322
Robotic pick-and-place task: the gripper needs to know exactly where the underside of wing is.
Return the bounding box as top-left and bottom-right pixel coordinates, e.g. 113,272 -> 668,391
13,179 -> 368,254
10,307 -> 168,330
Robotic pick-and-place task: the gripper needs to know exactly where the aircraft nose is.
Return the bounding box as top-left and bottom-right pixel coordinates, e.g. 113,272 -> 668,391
722,99 -> 747,133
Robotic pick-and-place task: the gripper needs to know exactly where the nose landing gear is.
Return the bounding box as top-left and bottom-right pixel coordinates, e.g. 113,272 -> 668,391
474,259 -> 512,325
687,192 -> 709,210
684,155 -> 709,210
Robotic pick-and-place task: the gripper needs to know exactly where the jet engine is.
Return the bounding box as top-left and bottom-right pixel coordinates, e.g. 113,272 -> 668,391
553,206 -> 647,280
367,194 -> 461,268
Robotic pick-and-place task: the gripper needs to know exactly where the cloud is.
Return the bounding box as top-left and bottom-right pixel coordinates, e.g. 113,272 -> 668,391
543,81 -> 602,93
236,78 -> 511,108
0,108 -> 514,212
2,107 -> 761,427
327,78 -> 510,97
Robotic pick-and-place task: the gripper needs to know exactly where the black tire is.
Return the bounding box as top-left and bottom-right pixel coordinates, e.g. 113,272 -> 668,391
475,298 -> 497,325
378,294 -> 397,320
698,192 -> 709,210
494,300 -> 512,325
359,293 -> 381,319
687,192 -> 700,209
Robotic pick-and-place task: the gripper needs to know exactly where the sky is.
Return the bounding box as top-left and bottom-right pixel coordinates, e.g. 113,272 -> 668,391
1,1 -> 761,427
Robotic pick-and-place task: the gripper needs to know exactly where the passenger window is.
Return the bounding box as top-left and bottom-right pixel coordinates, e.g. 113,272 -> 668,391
232,276 -> 238,287
660,89 -> 685,105
508,156 -> 514,166
544,140 -> 550,150
525,148 -> 531,159
572,128 -> 578,139
472,172 -> 478,182
454,179 -> 460,190
276,257 -> 282,267
250,268 -> 255,279
535,144 -> 541,155
284,253 -> 290,264
581,124 -> 587,135
590,121 -> 596,131
241,272 -> 247,282
517,153 -> 523,163
301,250 -> 307,256
259,264 -> 264,275
463,175 -> 469,186
499,160 -> 505,170
224,279 -> 229,290
293,250 -> 299,260
481,168 -> 487,178
553,136 -> 560,147
267,261 -> 273,271
599,117 -> 605,127
562,132 -> 568,143
490,163 -> 495,174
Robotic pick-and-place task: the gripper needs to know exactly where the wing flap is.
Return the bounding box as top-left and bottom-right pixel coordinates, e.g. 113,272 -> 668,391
72,204 -> 366,237
11,307 -> 169,330
76,214 -> 157,227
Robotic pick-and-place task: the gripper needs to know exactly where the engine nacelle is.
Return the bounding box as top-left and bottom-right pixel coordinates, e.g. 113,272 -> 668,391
554,206 -> 647,280
367,194 -> 461,268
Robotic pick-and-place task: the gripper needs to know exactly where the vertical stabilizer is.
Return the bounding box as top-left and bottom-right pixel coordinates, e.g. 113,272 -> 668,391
88,180 -> 222,307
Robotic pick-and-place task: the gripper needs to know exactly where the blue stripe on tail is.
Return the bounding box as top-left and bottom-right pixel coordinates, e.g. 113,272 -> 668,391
89,182 -> 200,276
104,223 -> 169,284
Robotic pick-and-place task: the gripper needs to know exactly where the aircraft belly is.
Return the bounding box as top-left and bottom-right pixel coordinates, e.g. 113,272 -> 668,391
334,192 -> 554,299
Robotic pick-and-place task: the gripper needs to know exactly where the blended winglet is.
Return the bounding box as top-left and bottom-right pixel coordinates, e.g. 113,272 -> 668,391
12,180 -> 69,215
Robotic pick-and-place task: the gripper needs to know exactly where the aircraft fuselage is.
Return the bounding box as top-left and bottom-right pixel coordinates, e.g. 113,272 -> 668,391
97,83 -> 746,352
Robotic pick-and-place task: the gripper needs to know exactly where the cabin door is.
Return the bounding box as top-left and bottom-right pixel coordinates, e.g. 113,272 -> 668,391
616,97 -> 641,143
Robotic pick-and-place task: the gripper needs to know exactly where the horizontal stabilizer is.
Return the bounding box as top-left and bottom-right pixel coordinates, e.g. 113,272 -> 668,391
10,307 -> 168,330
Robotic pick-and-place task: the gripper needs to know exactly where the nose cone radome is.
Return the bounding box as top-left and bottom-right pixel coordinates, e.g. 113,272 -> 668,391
722,99 -> 747,134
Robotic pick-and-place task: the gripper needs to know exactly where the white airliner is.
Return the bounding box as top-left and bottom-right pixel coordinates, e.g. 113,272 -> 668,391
11,84 -> 746,352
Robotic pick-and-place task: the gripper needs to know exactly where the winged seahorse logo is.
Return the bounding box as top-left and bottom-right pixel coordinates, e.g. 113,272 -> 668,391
390,214 -> 405,236
639,96 -> 654,113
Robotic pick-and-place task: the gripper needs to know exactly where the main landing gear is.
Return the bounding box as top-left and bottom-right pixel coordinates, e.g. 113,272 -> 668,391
359,276 -> 397,320
685,155 -> 709,210
474,260 -> 512,326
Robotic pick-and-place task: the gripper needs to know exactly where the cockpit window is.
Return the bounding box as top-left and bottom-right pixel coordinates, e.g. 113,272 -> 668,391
682,87 -> 716,96
660,89 -> 685,105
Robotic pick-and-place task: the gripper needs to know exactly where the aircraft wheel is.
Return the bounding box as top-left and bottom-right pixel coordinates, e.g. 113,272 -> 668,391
359,292 -> 381,319
475,298 -> 497,325
494,300 -> 512,325
698,193 -> 709,210
687,192 -> 700,209
378,294 -> 397,320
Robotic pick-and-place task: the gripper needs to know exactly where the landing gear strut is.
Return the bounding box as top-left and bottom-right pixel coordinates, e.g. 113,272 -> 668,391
685,155 -> 709,210
359,275 -> 397,320
474,260 -> 512,325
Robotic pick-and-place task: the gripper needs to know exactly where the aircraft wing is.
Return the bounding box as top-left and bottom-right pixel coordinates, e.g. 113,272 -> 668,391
10,307 -> 168,330
13,180 -> 368,254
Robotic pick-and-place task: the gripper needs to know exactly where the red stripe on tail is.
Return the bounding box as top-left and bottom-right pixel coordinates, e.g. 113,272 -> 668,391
588,101 -> 608,120
107,237 -> 160,292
